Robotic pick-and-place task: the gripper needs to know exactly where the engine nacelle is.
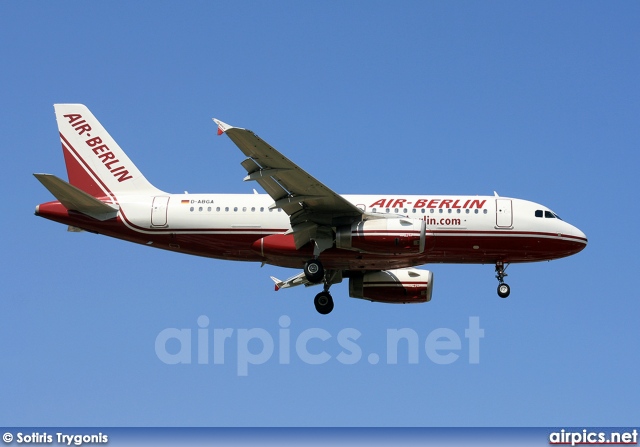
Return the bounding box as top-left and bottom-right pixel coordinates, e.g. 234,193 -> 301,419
336,218 -> 426,254
349,268 -> 434,303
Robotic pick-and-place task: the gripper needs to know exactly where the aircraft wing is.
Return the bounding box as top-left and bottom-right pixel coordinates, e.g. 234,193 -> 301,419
214,119 -> 362,229
270,272 -> 310,291
271,269 -> 343,291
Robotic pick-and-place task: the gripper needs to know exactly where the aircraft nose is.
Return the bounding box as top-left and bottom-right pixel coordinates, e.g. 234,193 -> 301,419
571,224 -> 587,243
565,223 -> 588,253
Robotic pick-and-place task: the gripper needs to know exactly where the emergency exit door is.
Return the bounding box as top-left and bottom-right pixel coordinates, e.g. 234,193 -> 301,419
151,196 -> 170,227
495,199 -> 512,228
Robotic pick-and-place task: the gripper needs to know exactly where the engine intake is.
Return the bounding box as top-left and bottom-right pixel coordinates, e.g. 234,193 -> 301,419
336,218 -> 426,254
349,268 -> 434,303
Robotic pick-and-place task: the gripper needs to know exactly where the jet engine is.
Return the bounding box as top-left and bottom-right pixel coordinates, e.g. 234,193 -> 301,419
348,268 -> 434,303
336,218 -> 426,254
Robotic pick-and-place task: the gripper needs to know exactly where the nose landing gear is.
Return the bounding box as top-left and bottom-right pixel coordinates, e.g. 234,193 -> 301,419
495,261 -> 511,298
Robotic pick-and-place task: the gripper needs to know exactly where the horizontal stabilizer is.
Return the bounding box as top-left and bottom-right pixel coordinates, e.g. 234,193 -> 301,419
34,173 -> 119,221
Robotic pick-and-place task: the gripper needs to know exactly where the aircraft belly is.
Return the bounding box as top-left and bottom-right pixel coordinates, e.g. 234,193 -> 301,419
426,232 -> 586,263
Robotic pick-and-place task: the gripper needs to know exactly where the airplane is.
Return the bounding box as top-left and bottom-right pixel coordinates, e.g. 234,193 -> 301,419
34,104 -> 587,314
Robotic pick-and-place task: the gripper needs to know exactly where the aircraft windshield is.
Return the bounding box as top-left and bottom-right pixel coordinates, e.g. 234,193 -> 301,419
536,210 -> 563,220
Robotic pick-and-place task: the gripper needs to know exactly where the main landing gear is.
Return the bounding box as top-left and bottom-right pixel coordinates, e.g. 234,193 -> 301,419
304,259 -> 324,283
314,289 -> 334,315
304,258 -> 335,315
495,261 -> 511,298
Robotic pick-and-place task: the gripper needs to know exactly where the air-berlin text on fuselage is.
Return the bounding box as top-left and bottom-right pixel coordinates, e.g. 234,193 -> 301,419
369,198 -> 486,209
63,113 -> 133,182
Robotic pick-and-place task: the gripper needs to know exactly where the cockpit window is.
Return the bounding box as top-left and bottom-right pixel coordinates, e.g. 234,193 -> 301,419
536,209 -> 562,220
546,211 -> 562,220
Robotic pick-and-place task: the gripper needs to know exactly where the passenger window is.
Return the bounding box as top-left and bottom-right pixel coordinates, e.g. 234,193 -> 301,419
207,207 -> 211,212
243,207 -> 247,212
260,207 -> 264,212
199,207 -> 203,212
535,210 -> 543,218
448,209 -> 452,214
403,208 -> 408,213
439,209 -> 443,214
216,207 -> 220,212
483,209 -> 488,214
225,207 -> 229,212
474,209 -> 479,214
251,207 -> 255,212
421,209 -> 426,214
430,209 -> 434,214
412,209 -> 416,213
394,208 -> 399,213
386,208 -> 390,213
190,207 -> 194,212
465,209 -> 470,214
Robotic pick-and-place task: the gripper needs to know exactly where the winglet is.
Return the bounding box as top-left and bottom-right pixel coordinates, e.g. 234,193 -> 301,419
213,118 -> 234,136
270,276 -> 282,292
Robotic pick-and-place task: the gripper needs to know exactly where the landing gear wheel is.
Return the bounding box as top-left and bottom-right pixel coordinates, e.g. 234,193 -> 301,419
304,259 -> 324,283
495,261 -> 510,298
314,292 -> 334,315
497,283 -> 511,298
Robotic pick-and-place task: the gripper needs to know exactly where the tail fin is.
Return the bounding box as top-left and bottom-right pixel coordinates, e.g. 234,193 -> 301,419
54,104 -> 163,199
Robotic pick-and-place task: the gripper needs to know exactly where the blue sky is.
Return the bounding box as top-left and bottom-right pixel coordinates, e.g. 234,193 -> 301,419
1,2 -> 638,427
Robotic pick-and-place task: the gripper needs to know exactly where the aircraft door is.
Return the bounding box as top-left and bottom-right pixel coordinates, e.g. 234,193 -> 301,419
151,196 -> 170,227
495,199 -> 513,228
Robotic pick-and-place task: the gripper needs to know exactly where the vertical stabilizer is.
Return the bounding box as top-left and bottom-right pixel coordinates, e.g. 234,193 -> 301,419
54,104 -> 163,199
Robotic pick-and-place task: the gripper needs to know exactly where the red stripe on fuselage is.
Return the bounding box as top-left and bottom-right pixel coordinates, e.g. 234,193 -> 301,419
433,229 -> 588,243
36,201 -> 586,269
49,134 -> 586,269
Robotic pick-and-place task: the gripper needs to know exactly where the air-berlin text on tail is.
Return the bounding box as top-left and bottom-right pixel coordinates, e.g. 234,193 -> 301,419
63,113 -> 133,182
370,198 -> 486,209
